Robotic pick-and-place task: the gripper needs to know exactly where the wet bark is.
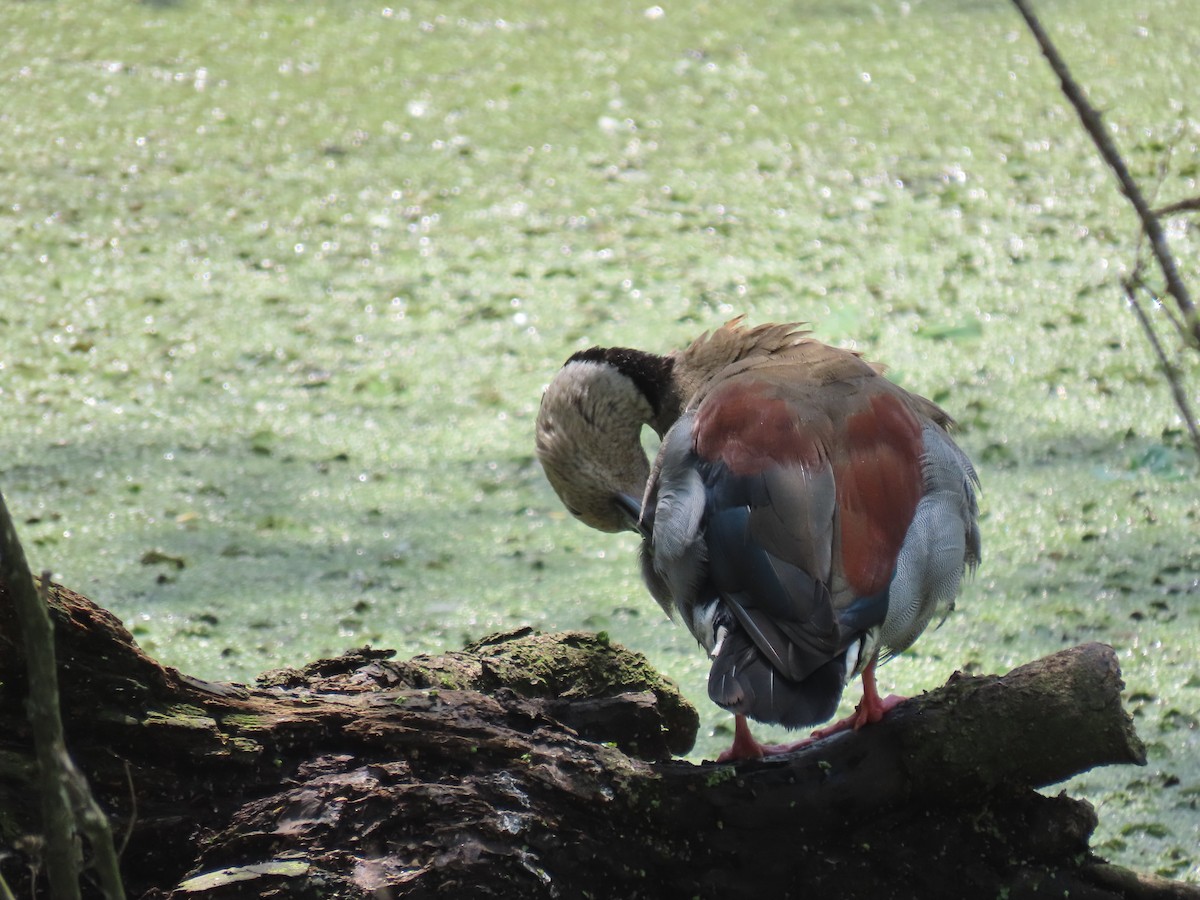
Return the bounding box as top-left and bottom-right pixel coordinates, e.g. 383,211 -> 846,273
1,581 -> 1196,900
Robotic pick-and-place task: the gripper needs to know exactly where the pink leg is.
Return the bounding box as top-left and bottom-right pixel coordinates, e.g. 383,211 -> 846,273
809,656 -> 906,740
716,714 -> 766,763
715,715 -> 818,763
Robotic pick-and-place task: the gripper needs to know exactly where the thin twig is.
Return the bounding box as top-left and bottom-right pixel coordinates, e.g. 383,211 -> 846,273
1131,191 -> 1192,349
49,588 -> 125,895
117,760 -> 137,858
1153,195 -> 1200,218
1010,0 -> 1199,349
1123,277 -> 1200,461
0,496 -> 127,900
64,767 -> 126,900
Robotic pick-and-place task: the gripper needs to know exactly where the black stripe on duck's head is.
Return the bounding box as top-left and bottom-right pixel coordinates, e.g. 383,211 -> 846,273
535,347 -> 675,533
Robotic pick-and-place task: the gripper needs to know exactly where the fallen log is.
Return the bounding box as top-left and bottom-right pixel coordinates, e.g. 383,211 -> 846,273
0,581 -> 1195,900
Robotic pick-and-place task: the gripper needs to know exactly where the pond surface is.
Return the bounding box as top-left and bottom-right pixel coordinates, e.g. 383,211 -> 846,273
1,0 -> 1197,881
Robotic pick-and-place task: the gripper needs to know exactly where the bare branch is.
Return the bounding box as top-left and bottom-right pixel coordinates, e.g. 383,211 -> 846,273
1153,196 -> 1200,218
1010,0 -> 1199,348
1123,278 -> 1200,462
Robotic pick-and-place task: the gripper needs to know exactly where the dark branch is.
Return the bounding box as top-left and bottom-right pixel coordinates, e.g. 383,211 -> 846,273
1009,0 -> 1199,349
1153,195 -> 1200,218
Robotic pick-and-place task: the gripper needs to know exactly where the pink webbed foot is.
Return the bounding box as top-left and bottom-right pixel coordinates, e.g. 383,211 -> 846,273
809,692 -> 906,740
715,715 -> 817,763
809,656 -> 906,740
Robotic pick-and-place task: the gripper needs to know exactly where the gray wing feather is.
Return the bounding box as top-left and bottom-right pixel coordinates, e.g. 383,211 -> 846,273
647,415 -> 708,621
882,422 -> 980,654
748,464 -> 836,586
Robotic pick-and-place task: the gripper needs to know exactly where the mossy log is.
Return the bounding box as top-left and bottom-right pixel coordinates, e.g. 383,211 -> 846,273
1,581 -> 1197,900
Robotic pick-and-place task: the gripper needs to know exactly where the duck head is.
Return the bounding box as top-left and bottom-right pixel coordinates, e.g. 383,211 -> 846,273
535,346 -> 677,532
534,319 -> 812,533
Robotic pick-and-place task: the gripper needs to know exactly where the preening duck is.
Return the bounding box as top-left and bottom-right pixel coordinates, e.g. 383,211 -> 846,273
535,319 -> 980,761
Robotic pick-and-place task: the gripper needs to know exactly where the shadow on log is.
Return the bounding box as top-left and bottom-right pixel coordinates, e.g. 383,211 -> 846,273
1,581 -> 1197,899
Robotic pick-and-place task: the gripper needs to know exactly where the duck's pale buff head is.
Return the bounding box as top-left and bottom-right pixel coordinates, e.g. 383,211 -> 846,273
534,322 -> 811,534
535,352 -> 668,533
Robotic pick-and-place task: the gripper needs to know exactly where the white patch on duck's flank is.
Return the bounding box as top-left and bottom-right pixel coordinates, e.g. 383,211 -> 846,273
691,601 -> 722,654
842,639 -> 862,686
710,624 -> 730,660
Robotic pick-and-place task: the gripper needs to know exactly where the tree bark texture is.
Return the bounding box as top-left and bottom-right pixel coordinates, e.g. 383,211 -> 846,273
1,580 -> 1196,900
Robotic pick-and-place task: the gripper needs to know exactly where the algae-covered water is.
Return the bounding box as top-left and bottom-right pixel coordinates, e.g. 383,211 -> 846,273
2,0 -> 1197,881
